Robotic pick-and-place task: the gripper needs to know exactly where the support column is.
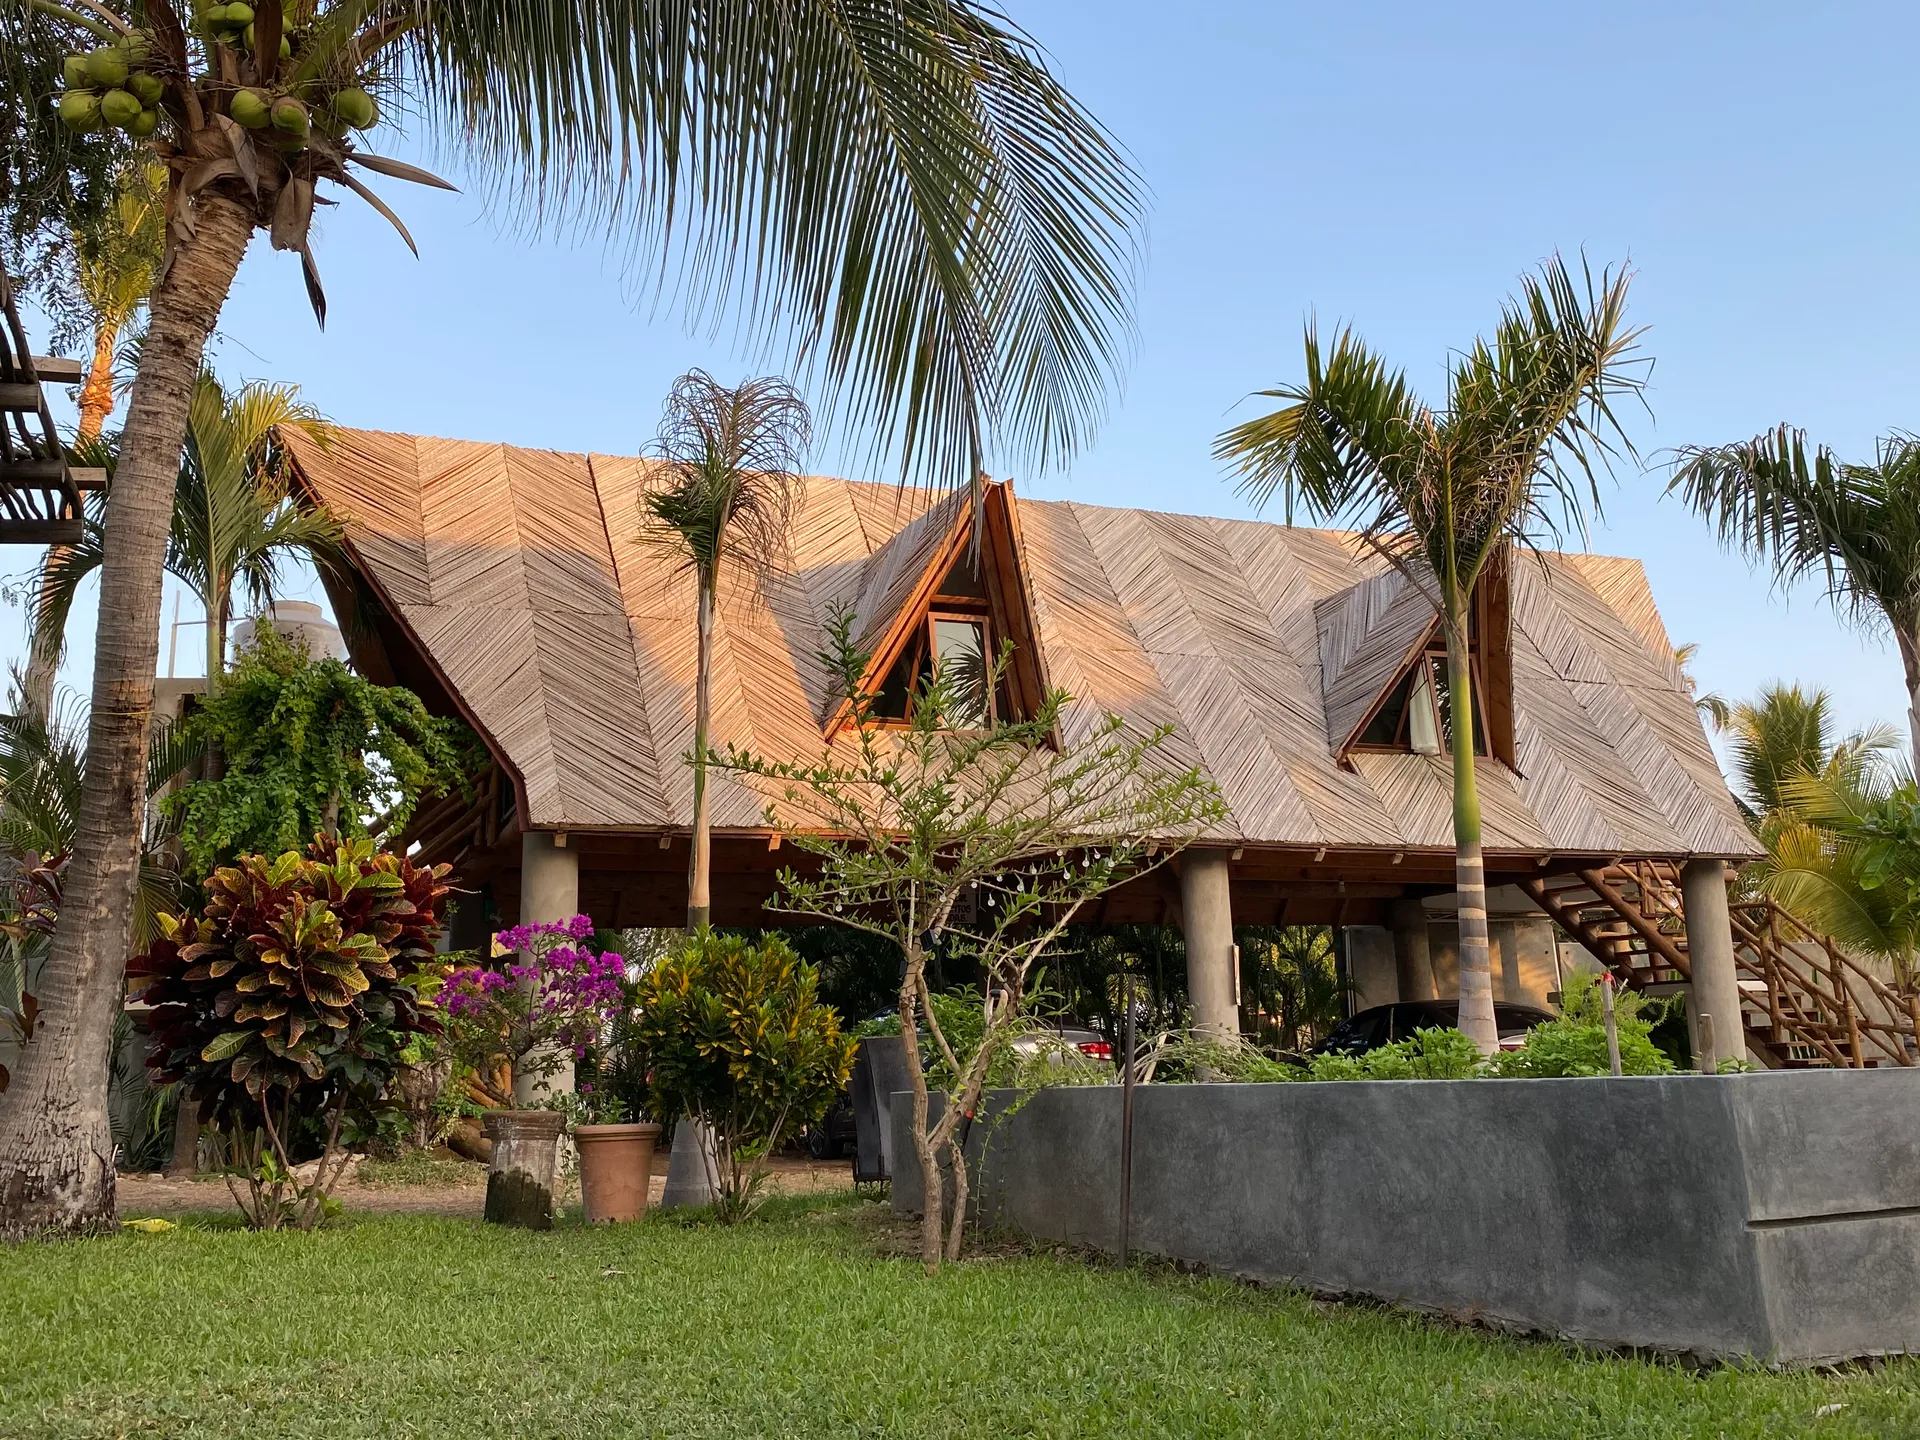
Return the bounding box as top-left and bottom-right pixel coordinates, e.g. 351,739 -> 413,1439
1180,850 -> 1239,1041
1681,858 -> 1742,1071
1390,898 -> 1438,1002
514,830 -> 579,1105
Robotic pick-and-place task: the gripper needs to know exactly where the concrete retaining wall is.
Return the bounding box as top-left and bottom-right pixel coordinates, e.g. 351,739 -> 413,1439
893,1070 -> 1920,1365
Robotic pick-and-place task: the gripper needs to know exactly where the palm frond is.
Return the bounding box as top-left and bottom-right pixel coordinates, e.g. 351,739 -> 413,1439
1216,256 -> 1647,606
639,371 -> 812,584
386,0 -> 1140,490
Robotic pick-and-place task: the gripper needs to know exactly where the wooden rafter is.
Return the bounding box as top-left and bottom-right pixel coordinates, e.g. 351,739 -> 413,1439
0,258 -> 93,544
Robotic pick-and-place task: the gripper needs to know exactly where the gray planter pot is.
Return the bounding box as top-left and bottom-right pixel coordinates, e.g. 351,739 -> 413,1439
482,1109 -> 565,1229
895,1069 -> 1920,1366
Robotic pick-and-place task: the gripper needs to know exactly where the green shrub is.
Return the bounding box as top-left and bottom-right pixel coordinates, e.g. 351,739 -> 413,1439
1306,1026 -> 1484,1081
1484,972 -> 1674,1078
128,836 -> 450,1228
628,931 -> 854,1221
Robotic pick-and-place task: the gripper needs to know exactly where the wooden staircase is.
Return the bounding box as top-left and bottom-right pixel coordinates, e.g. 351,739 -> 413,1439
1518,861 -> 1920,1069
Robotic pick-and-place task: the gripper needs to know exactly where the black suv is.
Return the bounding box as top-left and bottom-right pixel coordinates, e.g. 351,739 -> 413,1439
1313,1000 -> 1553,1056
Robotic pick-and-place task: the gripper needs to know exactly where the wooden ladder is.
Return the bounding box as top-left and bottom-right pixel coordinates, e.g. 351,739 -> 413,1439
1518,861 -> 1919,1069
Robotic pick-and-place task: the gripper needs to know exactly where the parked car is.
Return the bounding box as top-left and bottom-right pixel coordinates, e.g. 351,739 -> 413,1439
809,1023 -> 1112,1162
1312,1000 -> 1553,1056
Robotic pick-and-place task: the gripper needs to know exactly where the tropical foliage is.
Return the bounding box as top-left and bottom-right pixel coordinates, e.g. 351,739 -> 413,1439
1482,972 -> 1674,1078
1670,428 -> 1920,772
1759,767 -> 1920,991
0,698 -> 196,1092
627,931 -> 854,1222
127,836 -> 451,1229
30,369 -> 339,692
165,625 -> 474,874
1213,256 -> 1648,1053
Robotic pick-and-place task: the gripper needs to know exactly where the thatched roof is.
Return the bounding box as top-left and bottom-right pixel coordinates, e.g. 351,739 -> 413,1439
286,427 -> 1760,862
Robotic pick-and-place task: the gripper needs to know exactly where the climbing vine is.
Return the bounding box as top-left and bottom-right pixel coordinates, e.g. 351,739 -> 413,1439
168,626 -> 477,873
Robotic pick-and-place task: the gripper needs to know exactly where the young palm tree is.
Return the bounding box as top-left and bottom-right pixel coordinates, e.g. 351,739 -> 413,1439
16,160 -> 165,719
640,371 -> 811,931
1,0 -> 1141,1235
1214,257 -> 1647,1052
1758,764 -> 1920,993
1721,682 -> 1897,825
1670,430 -> 1920,774
32,372 -> 340,698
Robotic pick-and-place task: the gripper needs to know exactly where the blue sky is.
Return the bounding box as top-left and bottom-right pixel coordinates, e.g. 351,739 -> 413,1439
11,0 -> 1919,756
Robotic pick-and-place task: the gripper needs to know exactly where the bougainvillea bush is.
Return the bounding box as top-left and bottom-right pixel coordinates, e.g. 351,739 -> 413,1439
438,917 -> 627,1107
628,932 -> 855,1221
129,837 -> 451,1229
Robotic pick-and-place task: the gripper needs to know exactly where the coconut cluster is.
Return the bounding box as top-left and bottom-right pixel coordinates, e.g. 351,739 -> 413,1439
56,35 -> 164,137
52,4 -> 381,154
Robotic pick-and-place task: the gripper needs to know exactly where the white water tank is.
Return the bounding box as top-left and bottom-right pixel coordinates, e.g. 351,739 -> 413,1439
230,599 -> 348,663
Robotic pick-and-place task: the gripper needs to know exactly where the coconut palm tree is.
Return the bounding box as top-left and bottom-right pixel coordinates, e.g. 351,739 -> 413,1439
1214,257 -> 1647,1052
1669,430 -> 1920,775
640,371 -> 810,932
1,0 -> 1141,1235
32,372 -> 340,697
16,160 -> 165,720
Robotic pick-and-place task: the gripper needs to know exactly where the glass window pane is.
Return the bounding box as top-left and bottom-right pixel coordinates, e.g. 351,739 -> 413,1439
932,618 -> 989,728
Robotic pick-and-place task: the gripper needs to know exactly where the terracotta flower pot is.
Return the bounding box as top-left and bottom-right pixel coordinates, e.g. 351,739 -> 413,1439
482,1109 -> 565,1229
575,1122 -> 663,1224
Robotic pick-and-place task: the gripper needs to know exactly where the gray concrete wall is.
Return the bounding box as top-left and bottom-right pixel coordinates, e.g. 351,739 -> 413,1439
894,1069 -> 1920,1365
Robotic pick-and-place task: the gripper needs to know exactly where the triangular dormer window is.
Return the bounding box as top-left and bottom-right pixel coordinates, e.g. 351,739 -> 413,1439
831,481 -> 1047,737
1323,550 -> 1516,769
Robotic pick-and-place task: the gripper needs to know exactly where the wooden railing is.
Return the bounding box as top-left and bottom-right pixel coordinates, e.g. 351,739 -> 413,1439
1520,860 -> 1918,1069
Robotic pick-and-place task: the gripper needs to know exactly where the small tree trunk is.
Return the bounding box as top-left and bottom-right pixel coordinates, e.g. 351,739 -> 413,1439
0,190 -> 255,1238
897,942 -> 944,1272
76,322 -> 119,443
166,1095 -> 199,1178
1445,600 -> 1498,1055
687,579 -> 715,930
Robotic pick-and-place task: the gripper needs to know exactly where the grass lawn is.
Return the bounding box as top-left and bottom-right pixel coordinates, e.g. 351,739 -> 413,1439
6,1196 -> 1919,1438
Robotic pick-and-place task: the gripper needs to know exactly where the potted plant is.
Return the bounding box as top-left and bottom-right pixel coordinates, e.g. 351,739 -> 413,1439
440,916 -> 626,1229
572,1084 -> 662,1224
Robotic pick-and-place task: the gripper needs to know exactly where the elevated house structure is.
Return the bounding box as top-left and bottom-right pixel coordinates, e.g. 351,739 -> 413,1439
286,428 -> 1918,1070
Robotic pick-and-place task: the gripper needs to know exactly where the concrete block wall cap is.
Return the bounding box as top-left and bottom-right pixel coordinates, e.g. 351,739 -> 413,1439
482,1109 -> 567,1137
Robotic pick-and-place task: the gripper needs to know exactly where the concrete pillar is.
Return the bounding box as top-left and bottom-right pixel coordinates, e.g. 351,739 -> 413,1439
1681,858 -> 1742,1071
514,831 -> 579,1105
1390,898 -> 1438,1002
1180,850 -> 1239,1040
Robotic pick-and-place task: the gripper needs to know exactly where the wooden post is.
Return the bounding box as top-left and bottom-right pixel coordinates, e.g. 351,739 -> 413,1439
1602,974 -> 1622,1076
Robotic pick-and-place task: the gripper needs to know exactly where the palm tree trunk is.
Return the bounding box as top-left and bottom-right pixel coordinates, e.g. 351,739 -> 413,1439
0,191 -> 255,1237
1444,600 -> 1498,1055
1898,628 -> 1920,780
687,577 -> 715,931
76,322 -> 119,443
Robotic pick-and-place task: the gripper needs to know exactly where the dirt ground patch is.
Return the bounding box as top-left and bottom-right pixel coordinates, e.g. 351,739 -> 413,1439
115,1151 -> 858,1220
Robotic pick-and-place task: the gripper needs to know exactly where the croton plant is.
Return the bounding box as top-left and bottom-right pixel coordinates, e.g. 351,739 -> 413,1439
129,835 -> 450,1227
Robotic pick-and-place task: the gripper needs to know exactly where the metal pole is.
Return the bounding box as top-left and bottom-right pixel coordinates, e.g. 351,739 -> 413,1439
1602,973 -> 1623,1076
1119,970 -> 1136,1266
